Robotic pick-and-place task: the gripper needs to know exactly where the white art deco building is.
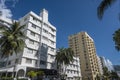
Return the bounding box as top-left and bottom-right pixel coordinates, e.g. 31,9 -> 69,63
0,9 -> 57,78
97,56 -> 103,75
60,56 -> 82,80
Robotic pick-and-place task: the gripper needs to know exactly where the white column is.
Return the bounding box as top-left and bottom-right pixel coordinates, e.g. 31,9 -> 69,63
24,70 -> 26,77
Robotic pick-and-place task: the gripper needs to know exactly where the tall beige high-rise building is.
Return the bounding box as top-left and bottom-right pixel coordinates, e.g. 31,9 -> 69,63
68,32 -> 100,80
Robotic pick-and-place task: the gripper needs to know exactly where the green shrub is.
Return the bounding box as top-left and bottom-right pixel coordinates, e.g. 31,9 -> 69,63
27,70 -> 37,78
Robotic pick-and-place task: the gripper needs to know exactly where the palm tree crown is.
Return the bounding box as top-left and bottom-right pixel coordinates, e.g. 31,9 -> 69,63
97,0 -> 116,20
113,29 -> 120,51
56,48 -> 74,66
0,21 -> 25,57
55,47 -> 74,79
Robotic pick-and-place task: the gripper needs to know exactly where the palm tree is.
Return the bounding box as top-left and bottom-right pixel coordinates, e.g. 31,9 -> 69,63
0,21 -> 25,58
103,67 -> 111,80
110,71 -> 119,79
0,21 -> 25,77
37,71 -> 45,80
97,0 -> 120,51
27,71 -> 37,80
96,74 -> 100,80
113,29 -> 120,51
97,0 -> 117,20
55,48 -> 74,80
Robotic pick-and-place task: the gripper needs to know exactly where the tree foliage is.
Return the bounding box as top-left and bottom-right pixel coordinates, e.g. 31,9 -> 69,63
37,71 -> 45,76
97,0 -> 116,20
110,71 -> 119,79
103,67 -> 111,80
56,48 -> 74,66
102,67 -> 120,80
113,29 -> 120,51
0,21 -> 25,57
97,0 -> 120,52
55,47 -> 74,79
27,71 -> 37,78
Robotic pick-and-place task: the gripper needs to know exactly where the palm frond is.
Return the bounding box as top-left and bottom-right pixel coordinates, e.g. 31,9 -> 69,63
0,36 -> 7,45
97,0 -> 116,20
56,47 -> 74,65
0,25 -> 11,33
0,21 -> 25,57
113,29 -> 120,51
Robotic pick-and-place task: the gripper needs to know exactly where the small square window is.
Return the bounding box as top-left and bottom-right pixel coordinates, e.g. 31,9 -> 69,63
8,61 -> 11,65
29,39 -> 34,44
26,58 -> 32,64
51,47 -> 54,52
27,48 -> 33,54
51,41 -> 54,45
50,55 -> 54,59
30,31 -> 35,36
32,24 -> 36,28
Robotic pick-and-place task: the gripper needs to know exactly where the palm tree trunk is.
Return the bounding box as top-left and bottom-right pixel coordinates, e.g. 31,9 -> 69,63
64,65 -> 67,79
62,62 -> 67,80
5,55 -> 9,77
58,63 -> 61,79
5,55 -> 9,66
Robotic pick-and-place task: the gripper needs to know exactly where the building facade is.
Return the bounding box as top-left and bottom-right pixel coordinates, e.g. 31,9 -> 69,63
97,56 -> 103,75
0,16 -> 12,27
60,56 -> 82,80
68,32 -> 100,80
100,57 -> 114,72
0,9 -> 57,78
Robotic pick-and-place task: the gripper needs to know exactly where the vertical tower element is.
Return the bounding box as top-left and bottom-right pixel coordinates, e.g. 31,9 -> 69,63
40,9 -> 48,22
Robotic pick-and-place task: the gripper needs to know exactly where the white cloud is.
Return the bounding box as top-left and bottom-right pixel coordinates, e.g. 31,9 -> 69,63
0,0 -> 18,19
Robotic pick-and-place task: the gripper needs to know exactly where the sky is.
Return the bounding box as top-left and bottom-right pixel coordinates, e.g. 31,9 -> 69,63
1,0 -> 120,65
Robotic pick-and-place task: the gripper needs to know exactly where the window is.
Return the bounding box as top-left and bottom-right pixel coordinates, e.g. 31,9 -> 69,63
30,31 -> 35,36
8,61 -> 11,65
50,47 -> 54,52
29,39 -> 34,44
24,17 -> 27,21
74,71 -> 75,74
50,55 -> 54,59
15,59 -> 19,64
42,43 -> 48,48
38,21 -> 41,25
35,60 -> 37,65
35,52 -> 38,57
40,60 -> 46,65
26,58 -> 32,64
51,40 -> 54,45
27,48 -> 33,54
51,34 -> 54,38
73,65 -> 75,68
33,17 -> 37,22
43,29 -> 48,34
67,70 -> 69,73
51,28 -> 55,32
44,23 -> 49,28
51,63 -> 54,67
32,24 -> 36,28
42,36 -> 48,41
